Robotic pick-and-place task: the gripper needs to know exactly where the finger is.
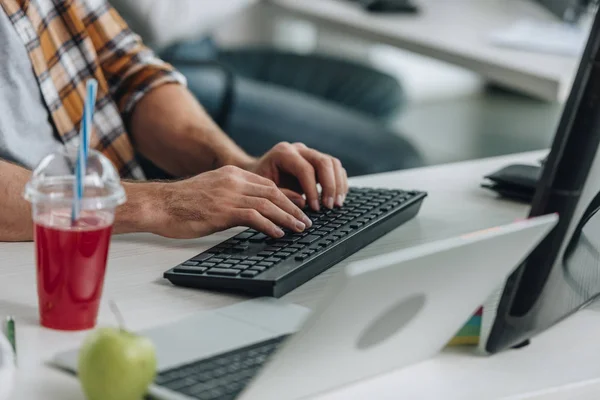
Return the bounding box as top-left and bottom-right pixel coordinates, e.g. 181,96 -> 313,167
281,189 -> 306,209
332,158 -> 346,207
242,196 -> 307,233
342,167 -> 349,202
297,148 -> 336,209
249,183 -> 312,228
277,149 -> 320,211
234,208 -> 285,238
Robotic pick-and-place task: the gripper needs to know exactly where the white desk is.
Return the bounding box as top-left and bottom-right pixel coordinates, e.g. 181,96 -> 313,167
3,150 -> 600,399
267,0 -> 582,102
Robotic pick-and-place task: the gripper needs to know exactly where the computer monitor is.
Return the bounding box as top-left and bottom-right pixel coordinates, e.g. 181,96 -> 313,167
484,5 -> 600,353
536,0 -> 592,22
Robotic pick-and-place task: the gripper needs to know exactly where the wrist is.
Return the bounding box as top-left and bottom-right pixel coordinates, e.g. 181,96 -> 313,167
216,149 -> 257,171
114,181 -> 164,234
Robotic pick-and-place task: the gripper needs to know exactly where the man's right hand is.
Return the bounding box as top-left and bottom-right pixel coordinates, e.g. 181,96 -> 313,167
146,166 -> 313,239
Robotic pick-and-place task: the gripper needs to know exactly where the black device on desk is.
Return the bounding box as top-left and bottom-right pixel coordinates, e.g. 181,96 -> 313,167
482,163 -> 542,203
164,188 -> 426,297
349,0 -> 420,13
483,5 -> 600,353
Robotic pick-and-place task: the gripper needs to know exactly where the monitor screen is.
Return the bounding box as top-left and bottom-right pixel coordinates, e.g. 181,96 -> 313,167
485,5 -> 600,353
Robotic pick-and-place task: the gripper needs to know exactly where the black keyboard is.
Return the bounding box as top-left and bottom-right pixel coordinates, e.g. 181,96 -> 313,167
164,187 -> 426,297
156,335 -> 289,400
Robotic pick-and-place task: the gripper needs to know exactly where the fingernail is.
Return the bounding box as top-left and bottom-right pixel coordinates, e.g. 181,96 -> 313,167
275,228 -> 285,237
311,200 -> 320,211
326,196 -> 334,209
336,194 -> 344,207
302,215 -> 313,228
295,220 -> 306,231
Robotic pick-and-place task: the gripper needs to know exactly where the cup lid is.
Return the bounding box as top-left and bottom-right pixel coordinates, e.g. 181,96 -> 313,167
23,147 -> 126,210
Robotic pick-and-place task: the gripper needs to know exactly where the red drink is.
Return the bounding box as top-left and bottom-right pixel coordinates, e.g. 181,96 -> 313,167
34,212 -> 113,331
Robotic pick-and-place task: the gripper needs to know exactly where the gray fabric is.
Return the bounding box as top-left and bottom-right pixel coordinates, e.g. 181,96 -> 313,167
0,10 -> 61,170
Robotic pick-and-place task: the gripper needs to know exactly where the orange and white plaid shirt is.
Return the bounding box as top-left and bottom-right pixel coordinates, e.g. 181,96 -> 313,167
0,0 -> 186,179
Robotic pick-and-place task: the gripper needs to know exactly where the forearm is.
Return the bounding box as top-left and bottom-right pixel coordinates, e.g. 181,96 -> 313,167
0,161 -> 34,241
129,84 -> 255,177
0,158 -> 164,240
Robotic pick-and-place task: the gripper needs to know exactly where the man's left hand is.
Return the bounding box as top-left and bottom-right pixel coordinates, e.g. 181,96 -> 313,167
247,142 -> 349,211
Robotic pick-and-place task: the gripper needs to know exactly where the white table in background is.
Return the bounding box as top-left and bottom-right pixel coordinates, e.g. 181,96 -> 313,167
267,0 -> 582,102
3,150 -> 600,399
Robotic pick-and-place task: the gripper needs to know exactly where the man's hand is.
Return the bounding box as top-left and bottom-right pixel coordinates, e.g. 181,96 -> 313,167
147,166 -> 313,239
247,142 -> 349,211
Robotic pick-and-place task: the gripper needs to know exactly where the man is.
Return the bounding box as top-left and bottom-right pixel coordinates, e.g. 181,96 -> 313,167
110,0 -> 424,177
0,0 -> 349,242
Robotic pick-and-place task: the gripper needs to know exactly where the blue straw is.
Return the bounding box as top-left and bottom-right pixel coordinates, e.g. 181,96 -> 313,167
71,79 -> 98,224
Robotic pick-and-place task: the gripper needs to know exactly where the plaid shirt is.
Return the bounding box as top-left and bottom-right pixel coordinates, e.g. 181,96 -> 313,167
0,0 -> 186,179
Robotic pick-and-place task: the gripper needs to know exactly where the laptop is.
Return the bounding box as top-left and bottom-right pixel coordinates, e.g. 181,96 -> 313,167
52,214 -> 558,400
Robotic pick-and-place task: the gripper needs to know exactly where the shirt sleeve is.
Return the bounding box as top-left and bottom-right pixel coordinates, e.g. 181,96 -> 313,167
78,0 -> 187,116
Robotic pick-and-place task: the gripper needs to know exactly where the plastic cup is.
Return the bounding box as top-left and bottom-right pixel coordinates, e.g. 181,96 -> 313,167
23,148 -> 126,331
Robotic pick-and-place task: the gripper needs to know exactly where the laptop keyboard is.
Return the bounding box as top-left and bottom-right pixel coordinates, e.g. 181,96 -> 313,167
155,335 -> 289,400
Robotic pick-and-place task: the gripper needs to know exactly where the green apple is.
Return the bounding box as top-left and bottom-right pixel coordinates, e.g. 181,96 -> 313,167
78,327 -> 157,400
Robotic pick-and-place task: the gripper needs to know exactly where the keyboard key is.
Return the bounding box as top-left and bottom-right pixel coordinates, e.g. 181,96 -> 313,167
206,268 -> 241,276
182,261 -> 200,267
249,256 -> 264,262
277,237 -> 300,244
210,258 -> 225,263
229,255 -> 247,260
257,262 -> 274,267
350,222 -> 363,229
286,247 -> 299,253
264,246 -> 280,252
216,263 -> 234,269
314,230 -> 328,236
240,261 -> 257,266
264,257 -> 281,263
295,254 -> 308,261
199,262 -> 216,268
257,251 -> 274,257
276,251 -> 292,258
299,235 -> 320,244
234,232 -> 255,240
241,270 -> 259,278
318,242 -> 328,248
249,233 -> 268,242
330,235 -> 340,241
232,245 -> 249,252
191,253 -> 214,262
251,266 -> 267,272
174,266 -> 208,274
290,244 -> 305,249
